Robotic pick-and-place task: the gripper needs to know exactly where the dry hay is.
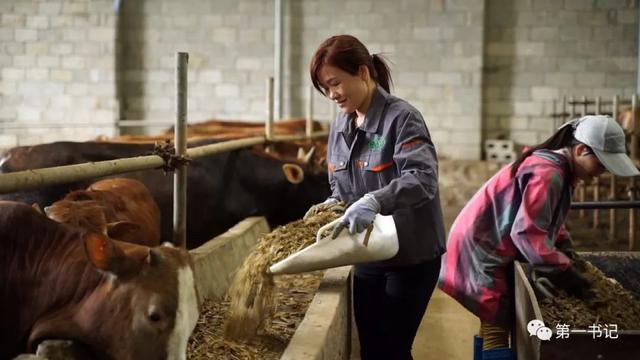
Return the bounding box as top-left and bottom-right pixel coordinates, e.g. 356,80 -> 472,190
186,207 -> 342,358
540,259 -> 640,329
222,208 -> 341,340
187,272 -> 323,359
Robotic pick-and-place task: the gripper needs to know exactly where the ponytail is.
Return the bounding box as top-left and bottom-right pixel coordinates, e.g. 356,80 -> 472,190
510,125 -> 575,177
371,54 -> 393,93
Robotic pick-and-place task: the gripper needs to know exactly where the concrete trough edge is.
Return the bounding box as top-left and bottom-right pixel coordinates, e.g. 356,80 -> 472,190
189,216 -> 270,302
280,266 -> 353,360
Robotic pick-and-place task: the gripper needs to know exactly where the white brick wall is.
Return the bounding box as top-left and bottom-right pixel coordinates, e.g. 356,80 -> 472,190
0,0 -> 116,146
483,0 -> 637,148
1,0 -> 637,159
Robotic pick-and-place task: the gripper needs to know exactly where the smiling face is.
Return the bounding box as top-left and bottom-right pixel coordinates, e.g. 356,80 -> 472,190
318,64 -> 373,115
572,143 -> 606,181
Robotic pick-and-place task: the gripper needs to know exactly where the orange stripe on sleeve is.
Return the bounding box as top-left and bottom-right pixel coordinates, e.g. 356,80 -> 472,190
401,139 -> 424,149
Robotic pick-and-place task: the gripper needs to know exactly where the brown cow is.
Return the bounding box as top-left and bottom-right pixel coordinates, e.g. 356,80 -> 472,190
0,201 -> 199,359
166,117 -> 326,138
96,118 -> 327,143
44,178 -> 161,247
617,106 -> 639,134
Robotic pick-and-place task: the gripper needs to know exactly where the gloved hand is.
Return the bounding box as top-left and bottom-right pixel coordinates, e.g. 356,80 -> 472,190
303,197 -> 341,219
331,193 -> 380,239
548,266 -> 593,299
556,240 -> 579,261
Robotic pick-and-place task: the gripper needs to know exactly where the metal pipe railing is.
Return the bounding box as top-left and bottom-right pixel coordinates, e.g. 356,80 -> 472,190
570,200 -> 640,210
0,132 -> 328,195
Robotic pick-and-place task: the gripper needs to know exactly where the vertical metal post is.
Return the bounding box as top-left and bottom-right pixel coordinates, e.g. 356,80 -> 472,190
173,52 -> 188,248
631,95 -> 638,250
562,95 -> 567,124
613,95 -> 619,127
593,96 -> 602,228
274,0 -> 283,119
306,85 -> 314,139
629,176 -> 637,250
593,177 -> 600,228
631,94 -> 638,162
266,76 -> 274,140
569,96 -> 575,120
609,175 -> 617,242
610,95 -> 620,243
552,99 -> 557,129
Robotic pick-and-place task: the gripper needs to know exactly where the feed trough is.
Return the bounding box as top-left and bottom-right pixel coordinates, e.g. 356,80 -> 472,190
514,252 -> 640,360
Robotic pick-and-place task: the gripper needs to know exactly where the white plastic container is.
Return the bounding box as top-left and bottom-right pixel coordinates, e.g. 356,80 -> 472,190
268,214 -> 398,275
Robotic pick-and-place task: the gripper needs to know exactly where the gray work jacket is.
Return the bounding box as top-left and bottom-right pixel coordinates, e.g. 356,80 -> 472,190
326,86 -> 446,266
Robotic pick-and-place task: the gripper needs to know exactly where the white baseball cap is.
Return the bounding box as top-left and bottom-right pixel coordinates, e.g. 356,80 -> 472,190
573,115 -> 640,177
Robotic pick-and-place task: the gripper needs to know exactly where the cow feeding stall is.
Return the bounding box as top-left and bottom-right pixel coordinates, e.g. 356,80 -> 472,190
188,207 -> 343,359
2,53 -> 335,358
515,252 -> 640,360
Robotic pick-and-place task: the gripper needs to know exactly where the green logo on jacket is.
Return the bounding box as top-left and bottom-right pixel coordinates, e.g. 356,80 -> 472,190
368,135 -> 386,151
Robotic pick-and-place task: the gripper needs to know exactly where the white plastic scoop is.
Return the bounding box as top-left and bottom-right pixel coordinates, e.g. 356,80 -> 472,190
268,214 -> 398,275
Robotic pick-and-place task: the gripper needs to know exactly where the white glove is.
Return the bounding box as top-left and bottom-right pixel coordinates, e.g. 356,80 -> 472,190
303,197 -> 340,219
332,194 -> 380,238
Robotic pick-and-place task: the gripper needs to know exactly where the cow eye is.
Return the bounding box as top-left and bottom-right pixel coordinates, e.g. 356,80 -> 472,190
148,310 -> 163,323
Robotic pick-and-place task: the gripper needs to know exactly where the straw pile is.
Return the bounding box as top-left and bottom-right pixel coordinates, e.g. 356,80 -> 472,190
223,207 -> 341,340
187,272 -> 323,359
541,259 -> 640,329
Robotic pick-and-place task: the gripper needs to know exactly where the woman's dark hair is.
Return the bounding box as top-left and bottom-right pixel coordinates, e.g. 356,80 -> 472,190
310,34 -> 393,95
510,125 -> 575,177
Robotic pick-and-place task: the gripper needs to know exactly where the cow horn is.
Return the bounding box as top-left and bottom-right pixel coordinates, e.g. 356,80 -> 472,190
297,147 -> 306,161
147,248 -> 162,267
32,203 -> 44,214
303,146 -> 316,164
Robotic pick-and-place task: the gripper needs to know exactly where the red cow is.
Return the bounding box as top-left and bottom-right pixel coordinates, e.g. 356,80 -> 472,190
616,106 -> 640,134
0,201 -> 199,359
44,178 -> 161,247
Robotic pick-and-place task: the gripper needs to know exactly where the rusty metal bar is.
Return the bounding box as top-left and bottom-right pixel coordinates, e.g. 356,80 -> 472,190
0,131 -> 329,195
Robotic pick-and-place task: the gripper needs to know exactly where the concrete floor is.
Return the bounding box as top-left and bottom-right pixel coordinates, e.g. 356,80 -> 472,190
412,205 -> 479,360
413,289 -> 479,360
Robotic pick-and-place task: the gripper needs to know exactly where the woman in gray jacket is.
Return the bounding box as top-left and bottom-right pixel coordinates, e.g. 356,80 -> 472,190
305,34 -> 446,360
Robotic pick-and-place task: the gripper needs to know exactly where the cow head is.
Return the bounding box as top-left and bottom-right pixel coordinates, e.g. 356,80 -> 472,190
29,234 -> 199,360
